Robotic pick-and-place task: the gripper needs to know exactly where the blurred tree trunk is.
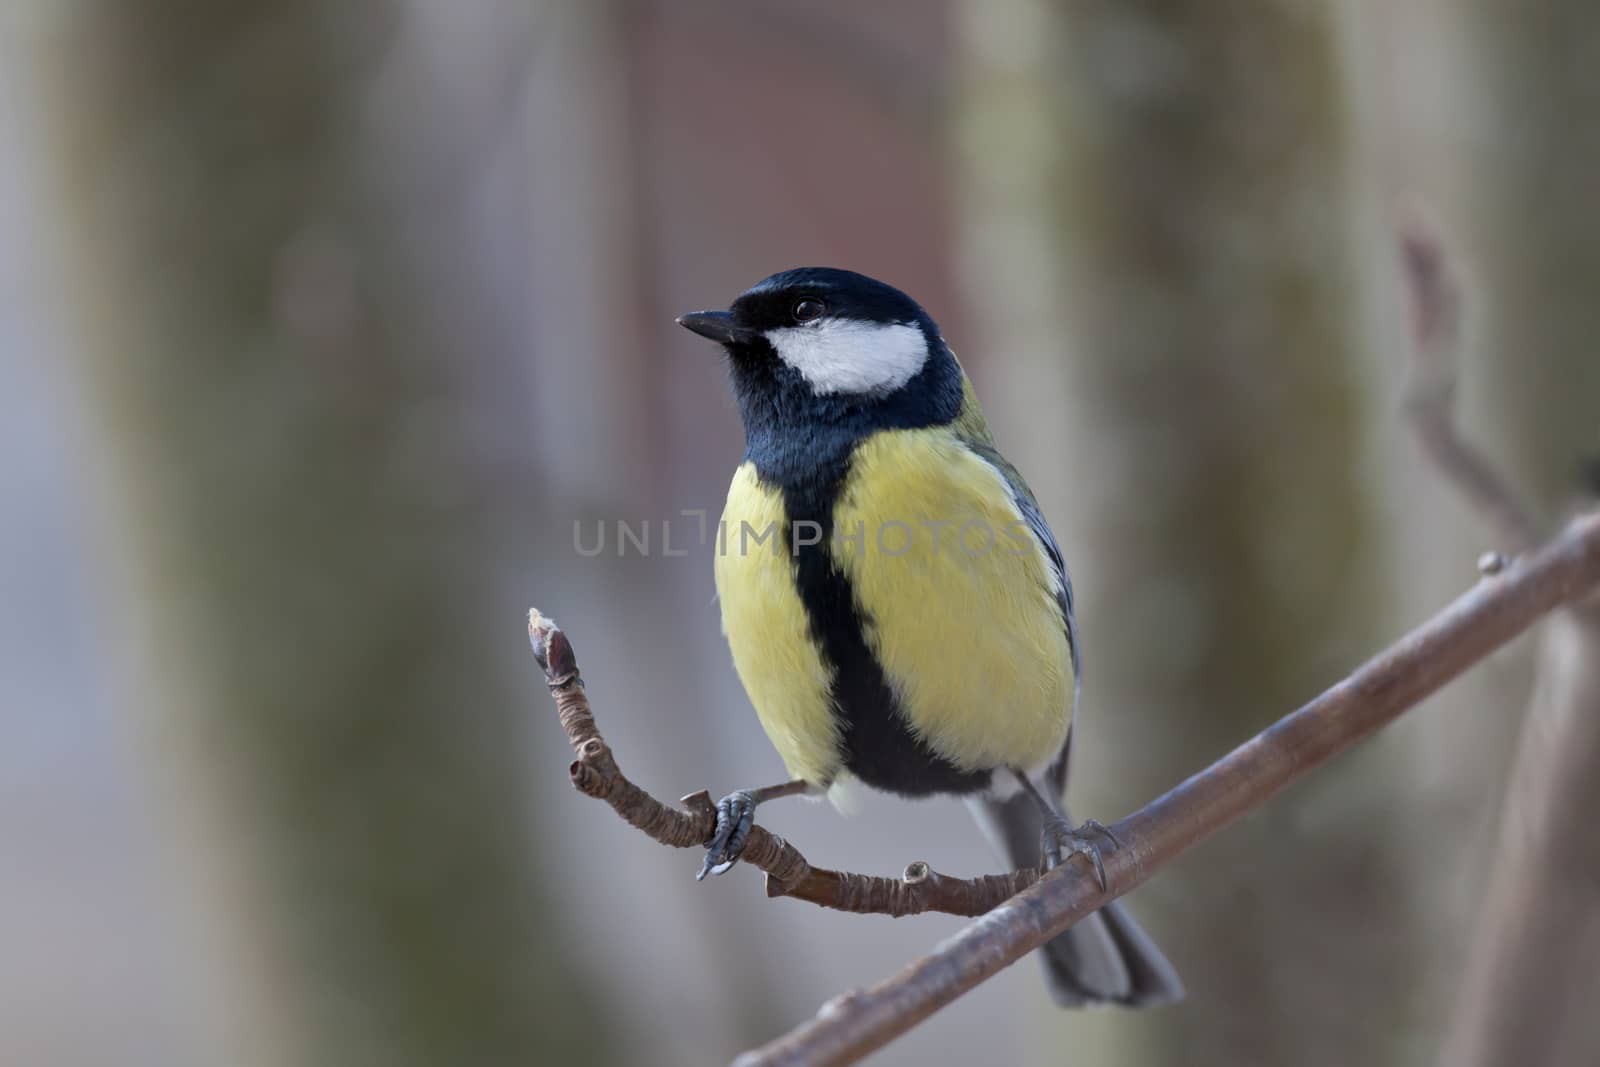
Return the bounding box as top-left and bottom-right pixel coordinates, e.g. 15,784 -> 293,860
37,4 -> 606,1065
1446,4 -> 1600,516
1438,8 -> 1600,1062
1342,3 -> 1600,1062
956,3 -> 1416,1064
1343,3 -> 1600,1064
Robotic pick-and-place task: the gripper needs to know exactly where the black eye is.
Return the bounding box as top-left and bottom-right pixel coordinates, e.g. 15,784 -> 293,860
793,298 -> 826,323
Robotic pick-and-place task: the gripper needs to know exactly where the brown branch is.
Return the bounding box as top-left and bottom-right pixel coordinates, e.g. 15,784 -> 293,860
1400,228 -> 1600,1067
526,611 -> 1038,917
1398,223 -> 1542,554
525,228 -> 1600,1066
734,510 -> 1600,1067
1439,601 -> 1600,1067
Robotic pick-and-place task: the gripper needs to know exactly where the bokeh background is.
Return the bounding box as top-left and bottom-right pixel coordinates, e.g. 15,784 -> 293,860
4,2 -> 1599,1065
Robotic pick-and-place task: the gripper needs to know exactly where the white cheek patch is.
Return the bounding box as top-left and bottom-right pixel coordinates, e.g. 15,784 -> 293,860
764,320 -> 929,396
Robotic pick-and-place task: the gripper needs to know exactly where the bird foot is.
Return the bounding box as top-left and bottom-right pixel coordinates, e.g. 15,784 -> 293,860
1041,816 -> 1120,889
696,789 -> 757,880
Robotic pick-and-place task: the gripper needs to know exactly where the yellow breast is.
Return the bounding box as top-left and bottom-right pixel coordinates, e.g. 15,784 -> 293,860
714,431 -> 1073,788
714,463 -> 842,785
832,429 -> 1072,774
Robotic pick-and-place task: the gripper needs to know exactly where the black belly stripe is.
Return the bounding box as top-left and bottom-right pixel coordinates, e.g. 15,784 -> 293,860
781,477 -> 992,798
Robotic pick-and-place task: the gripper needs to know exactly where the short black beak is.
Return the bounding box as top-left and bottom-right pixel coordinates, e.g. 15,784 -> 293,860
677,310 -> 758,346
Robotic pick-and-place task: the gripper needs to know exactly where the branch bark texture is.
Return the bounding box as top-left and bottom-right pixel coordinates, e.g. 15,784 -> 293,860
733,510 -> 1600,1067
527,612 -> 1038,918
531,507 -> 1600,1065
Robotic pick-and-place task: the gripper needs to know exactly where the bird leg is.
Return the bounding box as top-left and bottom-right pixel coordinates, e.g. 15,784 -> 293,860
1013,770 -> 1120,890
696,778 -> 815,880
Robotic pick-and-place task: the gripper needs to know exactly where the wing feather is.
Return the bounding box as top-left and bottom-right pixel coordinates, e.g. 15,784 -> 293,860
966,444 -> 1080,796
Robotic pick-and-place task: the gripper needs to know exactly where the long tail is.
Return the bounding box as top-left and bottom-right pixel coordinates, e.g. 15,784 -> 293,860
967,793 -> 1184,1008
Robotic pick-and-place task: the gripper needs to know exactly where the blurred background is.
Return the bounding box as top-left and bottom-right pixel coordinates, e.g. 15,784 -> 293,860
4,1 -> 1599,1064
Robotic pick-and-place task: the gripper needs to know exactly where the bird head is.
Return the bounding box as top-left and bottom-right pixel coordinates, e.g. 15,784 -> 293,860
678,268 -> 963,441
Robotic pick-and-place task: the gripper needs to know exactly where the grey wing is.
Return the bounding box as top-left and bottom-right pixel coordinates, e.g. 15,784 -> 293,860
1013,490 -> 1079,676
1011,489 -> 1081,797
969,443 -> 1082,798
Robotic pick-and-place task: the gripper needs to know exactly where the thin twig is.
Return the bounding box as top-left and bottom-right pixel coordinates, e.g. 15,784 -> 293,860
1398,223 -> 1542,554
527,611 -> 1038,917
1403,228 -> 1600,1067
1439,601 -> 1600,1067
734,510 -> 1600,1067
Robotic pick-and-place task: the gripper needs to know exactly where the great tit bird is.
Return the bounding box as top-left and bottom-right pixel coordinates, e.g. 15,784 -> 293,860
678,267 -> 1182,1007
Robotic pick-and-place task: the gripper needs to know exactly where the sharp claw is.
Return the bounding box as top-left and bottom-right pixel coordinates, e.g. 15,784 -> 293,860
1083,818 -> 1123,849
697,789 -> 756,880
1041,816 -> 1115,890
